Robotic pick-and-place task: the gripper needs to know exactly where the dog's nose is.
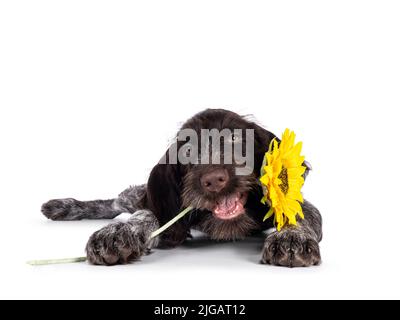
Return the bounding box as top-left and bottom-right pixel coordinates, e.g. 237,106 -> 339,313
200,169 -> 229,193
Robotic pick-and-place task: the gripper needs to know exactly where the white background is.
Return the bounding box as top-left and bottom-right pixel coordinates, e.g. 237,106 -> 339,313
1,0 -> 399,300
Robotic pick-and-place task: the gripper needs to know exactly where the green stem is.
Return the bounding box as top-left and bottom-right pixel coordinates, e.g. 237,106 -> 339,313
27,257 -> 87,266
150,206 -> 193,239
28,206 -> 193,266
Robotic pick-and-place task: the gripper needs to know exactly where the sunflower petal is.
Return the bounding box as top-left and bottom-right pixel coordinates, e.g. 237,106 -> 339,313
263,208 -> 275,221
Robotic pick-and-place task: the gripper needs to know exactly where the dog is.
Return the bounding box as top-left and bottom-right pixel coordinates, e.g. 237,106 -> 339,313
41,109 -> 322,267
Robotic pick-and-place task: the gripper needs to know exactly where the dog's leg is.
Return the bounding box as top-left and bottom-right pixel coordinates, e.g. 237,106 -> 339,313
41,184 -> 146,221
261,200 -> 322,267
85,209 -> 160,265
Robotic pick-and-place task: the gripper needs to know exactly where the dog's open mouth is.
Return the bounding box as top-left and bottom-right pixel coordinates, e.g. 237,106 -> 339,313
212,193 -> 247,220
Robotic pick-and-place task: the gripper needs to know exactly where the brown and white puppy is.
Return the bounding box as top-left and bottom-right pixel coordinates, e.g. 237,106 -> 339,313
42,109 -> 322,267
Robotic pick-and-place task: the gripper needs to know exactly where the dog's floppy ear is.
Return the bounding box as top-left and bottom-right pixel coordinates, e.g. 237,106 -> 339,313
303,160 -> 312,180
251,122 -> 278,173
146,150 -> 190,247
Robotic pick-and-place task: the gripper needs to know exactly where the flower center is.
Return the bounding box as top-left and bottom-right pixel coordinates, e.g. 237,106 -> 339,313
278,167 -> 289,194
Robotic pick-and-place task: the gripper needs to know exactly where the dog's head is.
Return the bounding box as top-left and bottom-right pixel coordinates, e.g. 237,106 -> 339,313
177,109 -> 274,222
147,109 -> 308,243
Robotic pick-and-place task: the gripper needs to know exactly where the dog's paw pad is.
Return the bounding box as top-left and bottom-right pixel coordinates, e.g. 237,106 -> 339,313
261,230 -> 321,267
86,222 -> 146,266
41,198 -> 79,221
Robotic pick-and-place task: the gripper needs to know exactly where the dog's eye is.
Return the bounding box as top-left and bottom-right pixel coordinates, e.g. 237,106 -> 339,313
185,146 -> 192,157
231,133 -> 241,142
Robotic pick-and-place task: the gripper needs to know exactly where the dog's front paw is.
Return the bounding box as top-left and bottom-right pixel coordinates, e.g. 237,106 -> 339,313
41,198 -> 81,221
261,229 -> 321,268
85,222 -> 148,265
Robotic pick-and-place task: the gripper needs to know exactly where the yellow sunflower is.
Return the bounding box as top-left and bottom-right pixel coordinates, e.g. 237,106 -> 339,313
259,129 -> 306,231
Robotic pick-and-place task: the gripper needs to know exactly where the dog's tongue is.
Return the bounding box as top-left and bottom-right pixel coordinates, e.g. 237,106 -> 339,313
213,193 -> 245,220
